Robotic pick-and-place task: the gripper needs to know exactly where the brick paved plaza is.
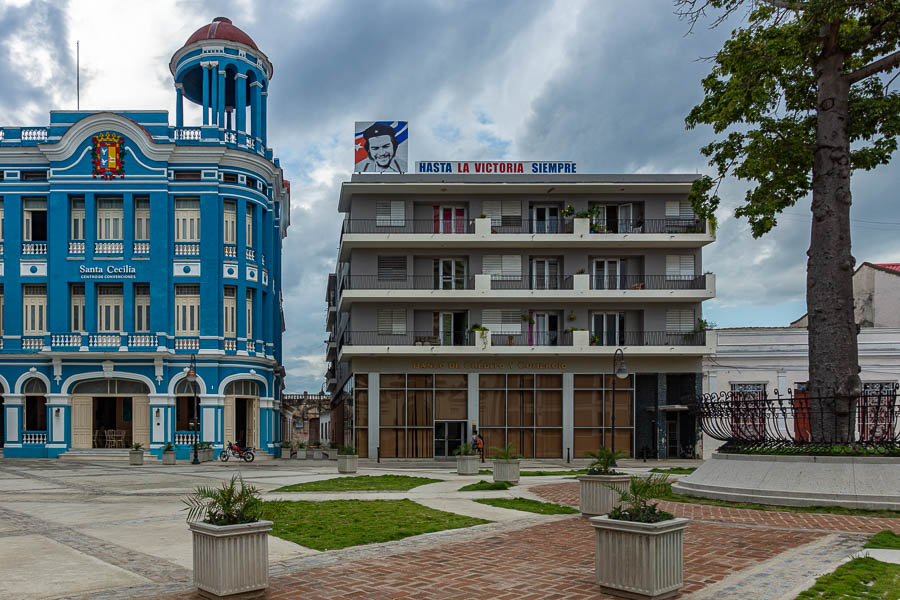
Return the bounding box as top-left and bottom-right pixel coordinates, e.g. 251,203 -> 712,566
1,459 -> 897,599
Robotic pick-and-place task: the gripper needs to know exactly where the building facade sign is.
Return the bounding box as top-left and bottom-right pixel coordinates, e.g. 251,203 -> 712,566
79,264 -> 138,280
415,161 -> 578,174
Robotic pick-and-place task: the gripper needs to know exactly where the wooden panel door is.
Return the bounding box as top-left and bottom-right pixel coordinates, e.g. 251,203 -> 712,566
224,396 -> 235,443
248,398 -> 259,449
132,396 -> 150,448
72,396 -> 92,449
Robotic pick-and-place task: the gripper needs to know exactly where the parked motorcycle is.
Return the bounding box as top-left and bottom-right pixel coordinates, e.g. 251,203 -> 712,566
219,440 -> 255,463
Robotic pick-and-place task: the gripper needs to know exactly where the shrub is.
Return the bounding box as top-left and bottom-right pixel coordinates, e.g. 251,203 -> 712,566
130,442 -> 143,451
453,443 -> 477,456
584,448 -> 626,475
163,442 -> 175,452
280,440 -> 292,448
183,475 -> 263,526
338,445 -> 357,456
297,441 -> 306,448
607,475 -> 675,523
491,444 -> 521,461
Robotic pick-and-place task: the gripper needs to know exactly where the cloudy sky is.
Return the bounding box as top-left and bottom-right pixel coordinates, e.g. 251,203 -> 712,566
2,0 -> 899,393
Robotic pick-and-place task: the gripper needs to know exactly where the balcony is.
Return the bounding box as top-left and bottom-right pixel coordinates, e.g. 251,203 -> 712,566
22,336 -> 44,351
51,334 -> 81,347
22,242 -> 47,256
89,334 -> 120,347
339,328 -> 709,358
224,244 -> 237,259
95,242 -> 124,255
246,248 -> 256,262
225,338 -> 237,352
175,243 -> 200,256
68,241 -> 85,255
175,337 -> 200,351
127,335 -> 158,348
339,217 -> 714,259
338,273 -> 715,308
133,242 -> 150,255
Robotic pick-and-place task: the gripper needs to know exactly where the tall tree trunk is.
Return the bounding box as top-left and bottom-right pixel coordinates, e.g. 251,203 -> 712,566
807,48 -> 861,443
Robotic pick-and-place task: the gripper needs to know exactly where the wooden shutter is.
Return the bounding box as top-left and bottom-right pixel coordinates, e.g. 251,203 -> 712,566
377,256 -> 407,280
666,309 -> 695,332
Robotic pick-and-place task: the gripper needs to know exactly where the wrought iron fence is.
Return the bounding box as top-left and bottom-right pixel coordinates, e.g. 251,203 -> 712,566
695,387 -> 900,452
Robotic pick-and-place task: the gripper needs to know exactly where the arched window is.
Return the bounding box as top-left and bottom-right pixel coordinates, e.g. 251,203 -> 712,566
176,378 -> 200,395
225,379 -> 259,397
23,378 -> 47,431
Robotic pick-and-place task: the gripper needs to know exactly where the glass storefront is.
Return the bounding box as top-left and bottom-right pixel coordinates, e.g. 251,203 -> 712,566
479,374 -> 563,458
573,374 -> 634,457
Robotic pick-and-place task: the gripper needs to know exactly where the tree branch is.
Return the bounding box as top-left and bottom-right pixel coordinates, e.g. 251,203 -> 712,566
759,0 -> 806,10
846,50 -> 900,84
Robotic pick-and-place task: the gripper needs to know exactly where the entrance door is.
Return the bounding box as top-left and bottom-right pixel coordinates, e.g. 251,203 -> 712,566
247,397 -> 260,449
72,396 -> 92,448
235,397 -> 247,448
224,396 -> 235,444
666,413 -> 680,458
532,312 -> 559,346
440,312 -> 468,346
592,259 -> 620,290
437,207 -> 466,233
592,312 -> 624,346
436,258 -> 466,290
434,421 -> 466,458
92,397 -> 134,447
132,395 -> 150,448
531,258 -> 559,290
532,206 -> 559,233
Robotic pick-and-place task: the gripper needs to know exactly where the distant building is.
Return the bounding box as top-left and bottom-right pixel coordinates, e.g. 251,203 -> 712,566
703,262 -> 900,458
281,392 -> 329,445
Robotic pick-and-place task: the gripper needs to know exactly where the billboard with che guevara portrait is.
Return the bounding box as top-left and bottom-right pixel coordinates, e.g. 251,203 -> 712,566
354,121 -> 408,174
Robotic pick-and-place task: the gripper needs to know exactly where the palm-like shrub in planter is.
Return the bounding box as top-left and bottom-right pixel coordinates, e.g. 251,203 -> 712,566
295,441 -> 307,460
310,442 -> 323,460
337,445 -> 358,473
491,444 -> 521,483
453,443 -> 480,475
129,442 -> 144,465
183,475 -> 272,598
279,440 -> 293,460
576,448 -> 629,517
197,441 -> 214,463
162,442 -> 177,465
590,475 -> 688,600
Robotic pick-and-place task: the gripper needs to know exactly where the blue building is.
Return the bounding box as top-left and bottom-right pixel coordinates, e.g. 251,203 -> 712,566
0,17 -> 289,459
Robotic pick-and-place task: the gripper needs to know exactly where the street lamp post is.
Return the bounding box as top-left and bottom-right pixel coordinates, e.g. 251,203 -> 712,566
611,348 -> 629,466
187,355 -> 200,465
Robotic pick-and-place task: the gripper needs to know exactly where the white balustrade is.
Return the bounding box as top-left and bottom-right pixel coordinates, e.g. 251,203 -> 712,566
224,130 -> 237,144
224,245 -> 236,258
22,337 -> 43,350
246,248 -> 255,261
23,431 -> 47,444
246,341 -> 256,353
0,129 -> 4,141
94,242 -> 123,254
89,334 -> 120,347
174,432 -> 195,445
52,334 -> 81,346
175,243 -> 200,256
128,335 -> 158,347
176,337 -> 200,350
22,242 -> 47,255
175,128 -> 202,141
244,137 -> 255,150
224,339 -> 237,351
68,241 -> 85,254
22,128 -> 48,142
0,243 -> 4,255
261,254 -> 266,266
133,242 -> 150,254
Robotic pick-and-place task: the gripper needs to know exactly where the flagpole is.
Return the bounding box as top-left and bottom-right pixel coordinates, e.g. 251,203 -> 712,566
76,40 -> 80,110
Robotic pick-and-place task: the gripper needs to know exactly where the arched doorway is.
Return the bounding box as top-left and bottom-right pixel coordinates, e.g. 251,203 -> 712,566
71,379 -> 151,449
224,380 -> 259,449
175,378 -> 201,444
23,378 -> 47,441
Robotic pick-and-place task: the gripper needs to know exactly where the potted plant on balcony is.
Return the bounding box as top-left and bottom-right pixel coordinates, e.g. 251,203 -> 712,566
279,440 -> 293,460
576,448 -> 629,517
491,444 -> 521,484
184,475 -> 272,599
337,445 -> 359,473
590,475 -> 688,599
129,442 -> 144,466
295,441 -> 307,460
162,442 -> 177,465
471,324 -> 489,350
310,442 -> 323,460
454,443 -> 480,475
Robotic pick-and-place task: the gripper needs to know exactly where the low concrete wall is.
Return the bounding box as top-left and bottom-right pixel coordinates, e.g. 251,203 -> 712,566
672,452 -> 900,510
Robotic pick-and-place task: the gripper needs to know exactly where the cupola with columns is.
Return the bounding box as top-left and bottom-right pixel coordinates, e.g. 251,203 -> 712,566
169,17 -> 272,151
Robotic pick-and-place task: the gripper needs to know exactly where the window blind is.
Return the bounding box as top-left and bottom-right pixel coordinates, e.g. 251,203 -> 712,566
666,200 -> 694,218
377,309 -> 406,334
376,200 -> 405,226
666,255 -> 695,279
483,254 -> 522,277
665,309 -> 695,332
482,309 -> 521,334
377,256 -> 407,280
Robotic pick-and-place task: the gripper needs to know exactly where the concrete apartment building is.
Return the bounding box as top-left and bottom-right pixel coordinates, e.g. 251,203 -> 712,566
326,173 -> 716,460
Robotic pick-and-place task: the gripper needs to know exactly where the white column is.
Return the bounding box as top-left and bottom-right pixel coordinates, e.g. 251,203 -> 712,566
45,393 -> 69,444
368,372 -> 379,459
563,372 -> 574,462
467,373 -> 479,443
4,394 -> 24,445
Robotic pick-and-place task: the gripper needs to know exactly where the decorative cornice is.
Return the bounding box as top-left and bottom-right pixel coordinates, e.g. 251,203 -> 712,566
170,40 -> 273,80
234,73 -> 248,80
37,112 -> 175,163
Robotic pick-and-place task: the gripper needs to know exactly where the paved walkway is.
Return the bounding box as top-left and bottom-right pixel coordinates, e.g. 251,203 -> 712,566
1,459 -> 896,599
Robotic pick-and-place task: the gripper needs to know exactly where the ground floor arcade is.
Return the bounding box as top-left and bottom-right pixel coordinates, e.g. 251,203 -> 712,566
0,356 -> 282,459
331,356 -> 701,460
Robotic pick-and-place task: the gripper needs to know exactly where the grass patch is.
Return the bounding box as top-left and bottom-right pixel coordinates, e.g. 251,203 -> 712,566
794,557 -> 900,599
650,467 -> 697,475
475,498 -> 579,515
261,499 -> 489,550
272,475 -> 440,492
478,469 -> 493,474
459,480 -> 513,491
866,530 -> 900,550
476,468 -> 589,476
648,482 -> 900,519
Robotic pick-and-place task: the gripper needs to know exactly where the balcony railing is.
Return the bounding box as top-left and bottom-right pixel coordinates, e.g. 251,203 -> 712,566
22,337 -> 43,350
588,218 -> 706,234
68,241 -> 85,254
174,128 -> 202,141
590,274 -> 708,290
246,248 -> 256,261
23,431 -> 47,444
174,431 -> 197,445
342,330 -> 474,346
489,218 -> 573,234
52,334 -> 81,347
22,242 -> 47,255
89,334 -> 120,347
95,242 -> 123,255
591,331 -> 707,346
341,275 -> 475,290
342,219 -> 475,234
133,242 -> 150,254
246,341 -> 256,353
22,128 -> 48,142
491,331 -> 573,346
489,272 -> 573,290
175,337 -> 200,350
175,243 -> 200,256
224,244 -> 237,259
128,335 -> 158,348
224,338 -> 237,351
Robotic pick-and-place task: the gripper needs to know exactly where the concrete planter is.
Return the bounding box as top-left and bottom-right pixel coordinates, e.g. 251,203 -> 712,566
577,474 -> 631,517
295,449 -> 307,460
590,515 -> 689,600
338,454 -> 359,473
162,450 -> 177,465
189,519 -> 273,599
311,449 -> 323,460
279,448 -> 293,461
202,448 -> 214,463
129,450 -> 144,466
493,459 -> 520,483
457,455 -> 480,475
